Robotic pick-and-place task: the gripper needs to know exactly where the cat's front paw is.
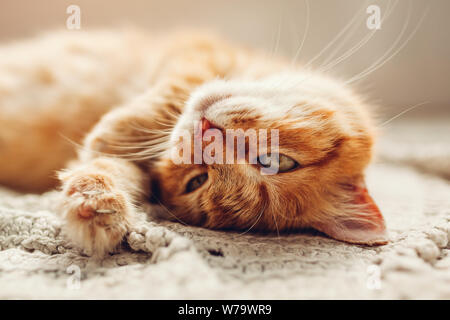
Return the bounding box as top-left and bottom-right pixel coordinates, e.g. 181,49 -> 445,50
59,173 -> 135,256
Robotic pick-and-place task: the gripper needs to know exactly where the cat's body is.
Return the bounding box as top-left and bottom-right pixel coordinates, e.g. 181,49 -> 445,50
0,29 -> 387,255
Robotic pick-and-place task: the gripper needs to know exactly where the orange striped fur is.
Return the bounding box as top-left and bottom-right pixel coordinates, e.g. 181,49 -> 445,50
0,30 -> 387,255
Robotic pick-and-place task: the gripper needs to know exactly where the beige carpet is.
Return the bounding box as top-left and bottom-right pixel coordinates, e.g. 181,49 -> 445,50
0,118 -> 449,299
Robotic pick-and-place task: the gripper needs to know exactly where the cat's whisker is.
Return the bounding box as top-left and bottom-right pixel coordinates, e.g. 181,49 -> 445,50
108,136 -> 169,147
237,200 -> 267,236
271,210 -> 281,244
109,145 -> 165,151
304,0 -> 372,69
105,134 -> 166,142
109,147 -> 169,156
109,144 -> 168,152
160,101 -> 184,117
59,133 -> 112,158
117,145 -> 168,155
152,198 -> 189,226
59,133 -> 84,150
267,16 -> 278,58
344,3 -> 411,84
127,120 -> 174,133
271,10 -> 283,58
162,111 -> 182,122
116,146 -> 168,161
319,0 -> 398,73
128,126 -> 173,136
345,4 -> 429,85
290,0 -> 310,66
320,0 -> 373,67
119,154 -> 161,162
380,101 -> 430,127
153,119 -> 176,128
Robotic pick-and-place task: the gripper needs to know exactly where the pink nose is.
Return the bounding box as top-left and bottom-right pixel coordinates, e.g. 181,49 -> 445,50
195,117 -> 222,143
201,118 -> 211,134
194,118 -> 213,141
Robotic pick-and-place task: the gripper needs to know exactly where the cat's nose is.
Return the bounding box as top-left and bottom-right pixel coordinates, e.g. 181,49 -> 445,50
195,118 -> 223,144
199,117 -> 222,135
195,118 -> 214,141
201,118 -> 211,134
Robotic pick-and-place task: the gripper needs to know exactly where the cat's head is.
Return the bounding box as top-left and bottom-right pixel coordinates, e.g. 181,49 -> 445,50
152,72 -> 387,245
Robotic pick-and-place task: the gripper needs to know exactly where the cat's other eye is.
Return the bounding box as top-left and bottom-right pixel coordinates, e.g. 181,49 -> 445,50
185,173 -> 208,193
258,153 -> 299,173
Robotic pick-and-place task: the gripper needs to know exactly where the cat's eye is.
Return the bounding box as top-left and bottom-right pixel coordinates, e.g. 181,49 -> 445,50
185,173 -> 208,193
258,153 -> 299,173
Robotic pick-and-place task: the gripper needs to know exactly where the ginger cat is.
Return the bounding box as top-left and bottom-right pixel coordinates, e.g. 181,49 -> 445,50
0,29 -> 387,256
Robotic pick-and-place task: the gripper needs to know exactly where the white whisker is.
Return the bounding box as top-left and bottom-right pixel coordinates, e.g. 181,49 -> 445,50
304,0 -> 371,69
153,198 -> 189,226
380,101 -> 430,126
346,4 -> 429,84
291,0 -> 310,65
272,13 -> 283,58
320,0 -> 373,67
320,0 -> 398,73
237,200 -> 267,236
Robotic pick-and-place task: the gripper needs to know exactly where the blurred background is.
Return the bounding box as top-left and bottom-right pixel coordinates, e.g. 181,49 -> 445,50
0,0 -> 449,119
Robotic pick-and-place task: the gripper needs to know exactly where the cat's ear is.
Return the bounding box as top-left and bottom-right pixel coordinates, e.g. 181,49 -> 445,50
312,177 -> 388,245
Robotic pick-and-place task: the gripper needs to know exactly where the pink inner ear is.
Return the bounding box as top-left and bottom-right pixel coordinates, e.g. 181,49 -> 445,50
313,181 -> 388,246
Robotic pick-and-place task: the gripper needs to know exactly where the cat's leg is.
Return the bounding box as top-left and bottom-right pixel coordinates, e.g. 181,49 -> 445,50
58,157 -> 148,256
56,96 -> 178,256
56,75 -> 203,256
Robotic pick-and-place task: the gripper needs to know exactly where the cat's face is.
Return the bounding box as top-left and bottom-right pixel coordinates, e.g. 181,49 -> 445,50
152,73 -> 388,245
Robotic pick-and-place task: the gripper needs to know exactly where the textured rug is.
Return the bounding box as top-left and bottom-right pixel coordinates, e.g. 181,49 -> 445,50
0,119 -> 449,299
